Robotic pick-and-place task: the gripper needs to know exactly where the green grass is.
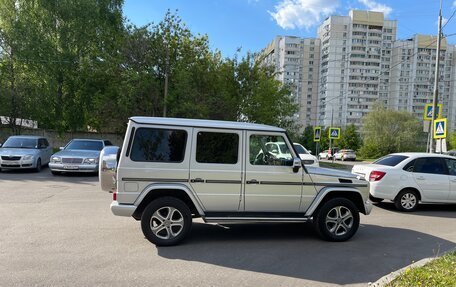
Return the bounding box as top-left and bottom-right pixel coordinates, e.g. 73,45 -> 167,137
386,252 -> 456,287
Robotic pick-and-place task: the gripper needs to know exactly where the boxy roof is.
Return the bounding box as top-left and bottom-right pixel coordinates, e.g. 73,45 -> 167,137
129,117 -> 285,132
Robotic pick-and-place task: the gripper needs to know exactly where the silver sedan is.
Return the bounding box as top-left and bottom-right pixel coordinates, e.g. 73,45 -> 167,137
49,139 -> 112,175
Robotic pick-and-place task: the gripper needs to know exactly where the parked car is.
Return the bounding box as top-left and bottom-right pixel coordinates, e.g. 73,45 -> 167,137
334,149 -> 357,161
445,150 -> 456,157
99,117 -> 372,246
352,152 -> 456,212
0,135 -> 52,172
318,150 -> 329,159
49,139 -> 113,175
319,148 -> 339,160
293,143 -> 319,166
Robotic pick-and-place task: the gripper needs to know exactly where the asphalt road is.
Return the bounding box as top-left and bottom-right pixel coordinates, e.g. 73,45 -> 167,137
1,168 -> 455,287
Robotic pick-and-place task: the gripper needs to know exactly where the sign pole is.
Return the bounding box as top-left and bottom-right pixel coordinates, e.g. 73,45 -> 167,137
430,2 -> 442,153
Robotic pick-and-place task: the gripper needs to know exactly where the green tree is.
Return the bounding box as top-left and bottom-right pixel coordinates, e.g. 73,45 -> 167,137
360,104 -> 426,158
339,124 -> 362,151
0,0 -> 124,132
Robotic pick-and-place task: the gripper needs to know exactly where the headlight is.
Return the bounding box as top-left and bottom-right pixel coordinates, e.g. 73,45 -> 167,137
23,155 -> 34,160
83,158 -> 98,164
51,156 -> 61,163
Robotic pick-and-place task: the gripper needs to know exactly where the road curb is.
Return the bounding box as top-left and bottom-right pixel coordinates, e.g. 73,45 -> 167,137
367,248 -> 456,287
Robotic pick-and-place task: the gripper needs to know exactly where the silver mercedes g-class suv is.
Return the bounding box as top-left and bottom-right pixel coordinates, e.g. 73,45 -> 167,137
100,117 -> 372,246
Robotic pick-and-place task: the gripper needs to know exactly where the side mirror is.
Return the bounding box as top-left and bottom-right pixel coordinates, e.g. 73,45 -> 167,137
292,157 -> 302,173
59,147 -> 64,150
308,150 -> 313,154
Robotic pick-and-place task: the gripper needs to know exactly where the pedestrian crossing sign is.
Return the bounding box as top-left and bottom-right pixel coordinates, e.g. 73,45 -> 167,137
433,118 -> 447,139
314,126 -> 321,142
424,103 -> 442,120
329,127 -> 340,139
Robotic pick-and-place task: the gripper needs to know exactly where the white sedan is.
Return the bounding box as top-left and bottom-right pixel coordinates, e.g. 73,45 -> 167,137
352,152 -> 456,211
293,143 -> 319,167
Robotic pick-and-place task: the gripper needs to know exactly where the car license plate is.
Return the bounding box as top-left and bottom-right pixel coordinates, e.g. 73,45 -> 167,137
4,161 -> 19,165
64,165 -> 79,170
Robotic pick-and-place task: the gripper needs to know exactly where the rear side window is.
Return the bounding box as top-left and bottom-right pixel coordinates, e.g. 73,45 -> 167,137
196,132 -> 238,164
130,128 -> 187,162
373,155 -> 408,166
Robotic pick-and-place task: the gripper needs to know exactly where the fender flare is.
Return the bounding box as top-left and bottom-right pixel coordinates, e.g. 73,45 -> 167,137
135,183 -> 206,216
305,186 -> 367,216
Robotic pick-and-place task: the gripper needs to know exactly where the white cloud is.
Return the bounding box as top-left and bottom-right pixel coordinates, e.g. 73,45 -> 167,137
269,0 -> 340,30
358,0 -> 392,16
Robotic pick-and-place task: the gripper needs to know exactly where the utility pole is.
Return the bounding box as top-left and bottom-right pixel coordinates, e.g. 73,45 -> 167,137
163,40 -> 169,117
329,108 -> 334,162
429,0 -> 443,153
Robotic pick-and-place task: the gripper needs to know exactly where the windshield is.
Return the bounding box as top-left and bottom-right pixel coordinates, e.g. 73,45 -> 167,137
278,143 -> 290,154
293,144 -> 308,154
373,155 -> 408,166
66,140 -> 103,151
2,137 -> 37,149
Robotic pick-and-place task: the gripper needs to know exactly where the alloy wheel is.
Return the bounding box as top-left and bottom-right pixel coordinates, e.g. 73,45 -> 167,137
150,206 -> 184,240
325,206 -> 354,236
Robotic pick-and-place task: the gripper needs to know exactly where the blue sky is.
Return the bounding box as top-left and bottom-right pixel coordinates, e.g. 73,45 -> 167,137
123,0 -> 456,57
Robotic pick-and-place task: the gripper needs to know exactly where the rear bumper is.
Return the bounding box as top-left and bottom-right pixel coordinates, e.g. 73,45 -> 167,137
110,201 -> 136,217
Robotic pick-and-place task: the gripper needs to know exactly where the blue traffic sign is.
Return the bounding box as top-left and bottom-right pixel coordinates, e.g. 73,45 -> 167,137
329,128 -> 340,139
434,118 -> 447,139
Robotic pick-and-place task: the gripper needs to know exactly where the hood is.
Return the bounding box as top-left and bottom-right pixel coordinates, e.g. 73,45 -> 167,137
0,148 -> 40,156
52,149 -> 100,158
306,166 -> 360,180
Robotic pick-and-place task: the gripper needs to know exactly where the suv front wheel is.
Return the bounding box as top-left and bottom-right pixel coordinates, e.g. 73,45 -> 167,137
314,198 -> 360,242
141,197 -> 192,246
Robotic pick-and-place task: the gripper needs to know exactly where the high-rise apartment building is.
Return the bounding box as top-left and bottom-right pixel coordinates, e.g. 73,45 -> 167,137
389,35 -> 456,130
317,10 -> 397,127
259,36 -> 320,128
258,10 -> 455,131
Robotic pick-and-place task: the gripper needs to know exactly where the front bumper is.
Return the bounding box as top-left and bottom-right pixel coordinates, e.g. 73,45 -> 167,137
49,163 -> 98,172
364,200 -> 373,215
0,159 -> 35,169
110,201 -> 136,217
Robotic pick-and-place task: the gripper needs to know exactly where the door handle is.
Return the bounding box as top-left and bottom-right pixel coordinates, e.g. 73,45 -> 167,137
190,178 -> 204,183
246,179 -> 259,184
416,176 -> 425,180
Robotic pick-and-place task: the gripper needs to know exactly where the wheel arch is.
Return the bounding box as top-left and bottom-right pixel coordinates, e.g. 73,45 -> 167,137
306,188 -> 367,216
396,187 -> 421,201
132,185 -> 204,220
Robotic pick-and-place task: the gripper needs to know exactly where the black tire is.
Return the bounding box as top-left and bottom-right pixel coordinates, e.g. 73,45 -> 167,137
141,197 -> 192,246
314,198 -> 360,242
369,194 -> 384,203
35,158 -> 42,172
394,189 -> 419,212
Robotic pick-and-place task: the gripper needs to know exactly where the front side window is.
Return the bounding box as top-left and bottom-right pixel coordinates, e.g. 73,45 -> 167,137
413,157 -> 447,175
130,128 -> 187,162
445,158 -> 456,176
196,132 -> 238,164
250,135 -> 293,166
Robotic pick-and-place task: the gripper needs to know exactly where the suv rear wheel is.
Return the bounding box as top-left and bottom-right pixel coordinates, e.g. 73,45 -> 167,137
314,198 -> 360,242
141,197 -> 192,246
